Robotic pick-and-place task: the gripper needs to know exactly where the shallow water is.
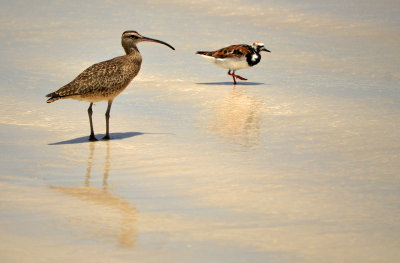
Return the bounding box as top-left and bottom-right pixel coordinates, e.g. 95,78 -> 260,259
1,0 -> 400,262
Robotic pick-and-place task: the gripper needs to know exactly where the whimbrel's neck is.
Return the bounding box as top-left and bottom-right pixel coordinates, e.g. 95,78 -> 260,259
124,45 -> 142,66
123,45 -> 139,55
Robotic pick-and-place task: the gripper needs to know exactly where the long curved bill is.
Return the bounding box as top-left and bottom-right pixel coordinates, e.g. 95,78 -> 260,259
141,36 -> 175,50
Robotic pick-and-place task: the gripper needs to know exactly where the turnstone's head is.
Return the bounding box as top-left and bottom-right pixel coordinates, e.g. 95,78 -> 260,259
252,42 -> 271,53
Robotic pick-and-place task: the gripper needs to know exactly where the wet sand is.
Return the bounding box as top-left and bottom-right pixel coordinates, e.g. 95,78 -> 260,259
1,0 -> 400,262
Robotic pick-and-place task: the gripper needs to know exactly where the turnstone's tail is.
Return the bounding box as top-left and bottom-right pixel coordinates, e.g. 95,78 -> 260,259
196,51 -> 213,56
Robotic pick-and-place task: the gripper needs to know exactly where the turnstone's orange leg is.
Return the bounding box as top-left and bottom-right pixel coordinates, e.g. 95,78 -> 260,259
234,74 -> 247,81
232,70 -> 247,81
228,70 -> 247,84
228,70 -> 237,84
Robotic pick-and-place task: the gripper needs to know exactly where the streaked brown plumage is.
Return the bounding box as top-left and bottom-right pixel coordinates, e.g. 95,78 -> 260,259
46,30 -> 174,141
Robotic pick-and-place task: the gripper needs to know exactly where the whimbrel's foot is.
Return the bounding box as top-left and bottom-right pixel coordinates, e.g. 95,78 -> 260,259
102,135 -> 110,140
89,135 -> 98,141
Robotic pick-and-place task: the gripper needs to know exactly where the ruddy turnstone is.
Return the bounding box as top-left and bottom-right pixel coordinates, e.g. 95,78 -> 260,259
196,42 -> 271,84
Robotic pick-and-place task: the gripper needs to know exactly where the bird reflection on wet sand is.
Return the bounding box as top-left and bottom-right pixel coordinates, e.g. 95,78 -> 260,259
203,87 -> 265,147
50,141 -> 137,248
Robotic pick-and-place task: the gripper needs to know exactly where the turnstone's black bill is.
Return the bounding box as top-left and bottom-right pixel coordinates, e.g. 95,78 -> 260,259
196,42 -> 271,84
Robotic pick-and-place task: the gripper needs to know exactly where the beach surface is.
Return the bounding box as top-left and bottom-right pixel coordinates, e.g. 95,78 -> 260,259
1,1 -> 400,262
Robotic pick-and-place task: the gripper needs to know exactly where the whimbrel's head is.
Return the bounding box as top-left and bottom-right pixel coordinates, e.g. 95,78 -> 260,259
252,42 -> 271,53
122,31 -> 175,54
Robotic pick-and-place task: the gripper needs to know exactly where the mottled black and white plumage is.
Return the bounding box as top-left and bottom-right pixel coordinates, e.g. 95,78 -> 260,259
46,30 -> 174,141
196,42 -> 270,84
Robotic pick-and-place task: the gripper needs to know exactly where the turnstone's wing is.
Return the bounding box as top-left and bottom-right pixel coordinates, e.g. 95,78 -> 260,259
197,44 -> 253,59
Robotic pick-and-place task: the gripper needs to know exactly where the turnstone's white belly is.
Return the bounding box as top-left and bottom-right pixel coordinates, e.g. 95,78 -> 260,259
199,55 -> 250,71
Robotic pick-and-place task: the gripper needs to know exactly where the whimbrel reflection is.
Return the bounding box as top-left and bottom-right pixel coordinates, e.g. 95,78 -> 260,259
205,87 -> 265,147
51,141 -> 137,248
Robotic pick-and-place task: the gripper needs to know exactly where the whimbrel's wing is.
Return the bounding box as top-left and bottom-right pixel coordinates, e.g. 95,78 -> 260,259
47,56 -> 138,102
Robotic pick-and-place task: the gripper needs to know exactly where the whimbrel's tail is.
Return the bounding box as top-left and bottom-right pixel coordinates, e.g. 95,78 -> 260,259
46,84 -> 78,103
46,92 -> 63,103
46,91 -> 78,103
46,92 -> 74,103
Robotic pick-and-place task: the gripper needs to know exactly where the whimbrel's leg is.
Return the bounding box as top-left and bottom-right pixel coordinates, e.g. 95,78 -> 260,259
103,99 -> 113,140
88,103 -> 97,141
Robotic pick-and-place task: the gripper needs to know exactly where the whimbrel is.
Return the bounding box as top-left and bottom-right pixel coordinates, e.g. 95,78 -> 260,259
46,31 -> 175,141
196,42 -> 270,84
